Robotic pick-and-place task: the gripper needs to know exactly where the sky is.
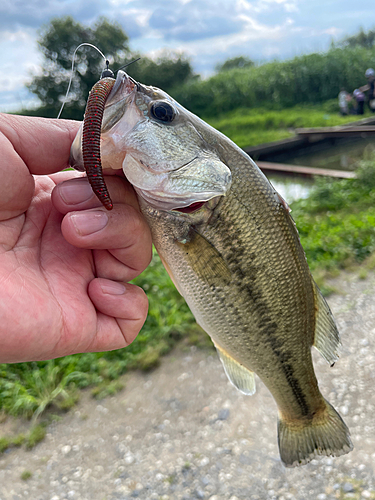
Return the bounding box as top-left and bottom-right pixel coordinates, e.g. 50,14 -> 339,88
1,0 -> 375,113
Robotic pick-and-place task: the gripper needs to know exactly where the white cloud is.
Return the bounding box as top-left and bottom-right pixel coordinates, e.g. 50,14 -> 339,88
0,28 -> 41,91
109,0 -> 134,5
324,27 -> 341,37
244,0 -> 299,14
1,0 -> 375,111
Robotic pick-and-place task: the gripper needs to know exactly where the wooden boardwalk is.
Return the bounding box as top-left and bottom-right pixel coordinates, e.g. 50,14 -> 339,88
257,161 -> 356,179
295,125 -> 375,138
244,116 -> 375,178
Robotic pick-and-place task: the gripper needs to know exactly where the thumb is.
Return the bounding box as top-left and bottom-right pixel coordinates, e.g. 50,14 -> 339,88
86,278 -> 148,352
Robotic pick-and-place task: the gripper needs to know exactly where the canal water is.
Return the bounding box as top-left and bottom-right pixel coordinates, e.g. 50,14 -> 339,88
262,137 -> 375,203
267,174 -> 313,203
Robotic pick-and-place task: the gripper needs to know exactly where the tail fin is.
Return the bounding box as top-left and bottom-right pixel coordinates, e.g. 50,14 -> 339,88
278,399 -> 353,467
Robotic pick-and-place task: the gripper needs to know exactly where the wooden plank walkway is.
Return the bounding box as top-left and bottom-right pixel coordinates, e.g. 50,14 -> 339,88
244,136 -> 307,157
243,116 -> 374,177
342,116 -> 375,127
295,126 -> 375,138
243,116 -> 375,158
257,161 -> 356,179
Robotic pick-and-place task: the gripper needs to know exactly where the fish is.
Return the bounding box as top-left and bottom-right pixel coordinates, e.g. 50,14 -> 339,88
69,70 -> 353,467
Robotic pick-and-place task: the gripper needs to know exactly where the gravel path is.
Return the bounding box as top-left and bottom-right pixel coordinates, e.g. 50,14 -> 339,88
1,271 -> 375,500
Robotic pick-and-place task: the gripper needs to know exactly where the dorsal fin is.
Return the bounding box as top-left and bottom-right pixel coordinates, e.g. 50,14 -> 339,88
215,344 -> 256,395
312,280 -> 341,366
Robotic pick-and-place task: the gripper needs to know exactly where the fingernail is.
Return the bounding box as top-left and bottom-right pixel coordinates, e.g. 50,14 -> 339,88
71,211 -> 109,235
59,179 -> 95,205
100,281 -> 126,295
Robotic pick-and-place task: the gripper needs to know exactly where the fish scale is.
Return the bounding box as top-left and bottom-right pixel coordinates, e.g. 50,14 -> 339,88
146,162 -> 318,416
70,70 -> 353,467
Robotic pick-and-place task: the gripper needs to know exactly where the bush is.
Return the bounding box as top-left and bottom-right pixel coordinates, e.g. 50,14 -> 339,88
292,159 -> 375,272
174,46 -> 375,117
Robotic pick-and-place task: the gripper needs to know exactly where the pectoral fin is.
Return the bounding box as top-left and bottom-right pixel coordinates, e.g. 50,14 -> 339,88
215,344 -> 256,395
177,231 -> 232,288
312,280 -> 341,366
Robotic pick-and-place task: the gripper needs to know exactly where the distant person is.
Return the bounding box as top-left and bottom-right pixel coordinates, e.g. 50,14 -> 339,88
338,88 -> 351,115
359,68 -> 375,112
353,89 -> 365,115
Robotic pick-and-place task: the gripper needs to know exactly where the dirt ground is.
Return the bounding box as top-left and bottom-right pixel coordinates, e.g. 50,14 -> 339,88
0,270 -> 375,500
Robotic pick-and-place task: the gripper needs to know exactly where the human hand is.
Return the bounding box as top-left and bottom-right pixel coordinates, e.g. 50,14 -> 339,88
0,114 -> 152,363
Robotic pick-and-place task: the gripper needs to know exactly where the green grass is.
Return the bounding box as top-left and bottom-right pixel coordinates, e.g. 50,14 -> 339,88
0,423 -> 46,454
25,423 -> 46,449
291,159 -> 375,275
21,470 -> 32,481
205,102 -> 372,148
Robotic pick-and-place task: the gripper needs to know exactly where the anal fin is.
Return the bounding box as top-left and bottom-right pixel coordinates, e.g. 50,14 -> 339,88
312,280 -> 341,366
215,344 -> 256,395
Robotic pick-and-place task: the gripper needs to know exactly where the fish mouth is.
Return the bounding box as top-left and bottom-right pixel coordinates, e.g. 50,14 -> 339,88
124,153 -> 232,212
69,70 -> 137,173
171,196 -> 224,216
134,185 -> 226,212
173,201 -> 206,213
106,70 -> 136,107
100,71 -> 139,135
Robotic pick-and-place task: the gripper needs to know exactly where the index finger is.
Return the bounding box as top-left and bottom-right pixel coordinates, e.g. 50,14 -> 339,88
0,114 -> 81,219
0,114 -> 81,175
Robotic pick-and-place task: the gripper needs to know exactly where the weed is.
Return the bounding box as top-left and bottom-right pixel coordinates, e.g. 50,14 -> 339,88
136,341 -> 170,371
91,380 -> 124,400
11,433 -> 26,447
0,437 -> 9,453
365,253 -> 375,270
21,470 -> 32,481
0,432 -> 26,453
358,268 -> 368,280
25,424 -> 46,449
55,388 -> 80,411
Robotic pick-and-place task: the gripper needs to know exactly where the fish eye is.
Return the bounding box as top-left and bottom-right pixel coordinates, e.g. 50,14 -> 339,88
150,101 -> 175,123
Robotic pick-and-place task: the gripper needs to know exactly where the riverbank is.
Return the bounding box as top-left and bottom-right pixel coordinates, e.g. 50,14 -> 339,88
205,104 -> 374,149
0,269 -> 374,500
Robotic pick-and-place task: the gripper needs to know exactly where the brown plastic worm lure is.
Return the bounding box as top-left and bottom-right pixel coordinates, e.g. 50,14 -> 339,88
82,77 -> 115,210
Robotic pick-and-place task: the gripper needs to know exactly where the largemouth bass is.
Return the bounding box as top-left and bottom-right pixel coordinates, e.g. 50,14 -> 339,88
70,71 -> 353,467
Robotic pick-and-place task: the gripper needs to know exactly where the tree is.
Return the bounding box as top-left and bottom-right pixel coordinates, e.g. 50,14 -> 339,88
27,17 -> 197,119
339,27 -> 375,49
215,56 -> 254,73
28,16 -> 130,119
122,51 -> 196,94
